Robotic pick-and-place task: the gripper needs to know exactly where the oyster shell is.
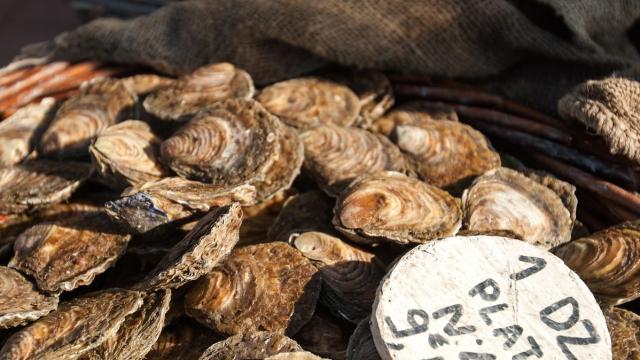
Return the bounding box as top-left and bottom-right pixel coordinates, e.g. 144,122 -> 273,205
133,203 -> 242,291
301,125 -> 414,196
267,191 -> 335,243
239,189 -> 294,246
392,121 -> 501,189
293,306 -> 350,359
0,160 -> 93,214
294,231 -> 385,323
81,290 -> 171,360
198,332 -> 302,360
106,177 -> 255,234
553,221 -> 640,305
347,317 -> 381,360
602,307 -> 640,360
0,266 -> 58,329
89,120 -> 169,189
9,211 -> 132,293
0,289 -> 143,360
184,242 -> 321,336
0,98 -> 55,167
40,78 -> 137,158
119,74 -> 174,96
257,77 -> 361,129
266,352 -> 329,360
370,101 -> 458,136
527,170 -> 578,227
462,167 -> 573,249
333,171 -> 462,245
146,318 -> 220,360
143,63 -> 254,121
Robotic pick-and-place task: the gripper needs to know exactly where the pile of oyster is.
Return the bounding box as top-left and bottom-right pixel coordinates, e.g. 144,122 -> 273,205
0,63 -> 637,359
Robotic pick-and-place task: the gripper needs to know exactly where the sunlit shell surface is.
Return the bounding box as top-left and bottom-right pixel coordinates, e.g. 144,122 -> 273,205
602,307 -> 640,360
9,212 -> 132,293
0,98 -> 55,167
267,191 -> 335,243
0,289 -> 143,360
143,63 -> 254,121
257,77 -> 361,129
294,231 -> 385,323
301,125 -> 414,196
346,317 -> 381,360
198,332 -> 302,360
334,171 -> 462,245
553,221 -> 640,305
0,266 -> 58,329
133,204 -> 242,291
462,167 -> 573,249
0,160 -> 92,214
293,306 -> 350,359
184,242 -> 321,336
119,74 -> 174,96
527,171 -> 578,227
369,101 -> 459,136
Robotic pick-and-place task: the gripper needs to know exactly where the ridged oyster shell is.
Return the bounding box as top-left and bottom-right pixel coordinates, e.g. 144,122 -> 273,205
0,266 -> 58,329
198,332 -> 302,360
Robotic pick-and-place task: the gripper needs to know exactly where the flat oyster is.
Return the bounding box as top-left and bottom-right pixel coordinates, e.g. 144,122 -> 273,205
0,266 -> 58,329
198,332 -> 302,360
369,101 -> 458,136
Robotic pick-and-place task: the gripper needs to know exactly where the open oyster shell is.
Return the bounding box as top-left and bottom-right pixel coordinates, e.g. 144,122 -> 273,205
198,332 -> 302,360
0,98 -> 55,167
0,289 -> 143,360
462,167 -> 573,249
293,306 -> 350,359
267,191 -> 335,243
0,160 -> 92,214
347,317 -> 381,360
301,125 -> 414,196
257,77 -> 361,129
602,307 -> 640,360
40,78 -> 137,159
133,204 -> 242,291
0,266 -> 58,329
146,318 -> 221,360
334,171 -> 462,245
553,221 -> 640,305
370,101 -> 459,136
143,63 -> 254,121
89,120 -> 169,189
294,231 -> 385,323
184,242 -> 321,336
9,211 -> 132,293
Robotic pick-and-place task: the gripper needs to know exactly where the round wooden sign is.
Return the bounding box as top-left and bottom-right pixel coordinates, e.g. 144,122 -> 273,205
371,236 -> 611,360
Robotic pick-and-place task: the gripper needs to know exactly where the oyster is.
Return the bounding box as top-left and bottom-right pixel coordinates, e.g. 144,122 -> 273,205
266,352 -> 328,360
89,120 -> 169,189
143,63 -> 254,121
0,289 -> 143,360
198,332 -> 302,360
9,211 -> 132,293
347,317 -> 381,360
333,171 -> 462,245
301,125 -> 414,196
106,177 -> 255,233
119,74 -> 174,96
392,121 -> 501,189
294,231 -> 385,323
462,167 -> 573,249
81,290 -> 171,360
602,307 -> 640,360
0,98 -> 55,167
146,318 -> 220,360
257,77 -> 361,129
527,170 -> 578,227
239,189 -> 294,246
0,266 -> 58,329
267,191 -> 335,243
184,242 -> 321,336
370,101 -> 458,136
133,203 -> 242,291
40,78 -> 137,158
553,221 -> 640,305
293,306 -> 350,359
0,160 -> 92,214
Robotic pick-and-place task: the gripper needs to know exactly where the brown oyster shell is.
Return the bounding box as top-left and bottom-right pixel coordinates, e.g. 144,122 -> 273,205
81,290 -> 171,360
0,266 -> 58,329
294,231 -> 385,323
106,177 -> 255,234
89,120 -> 169,189
266,352 -> 329,360
0,98 -> 55,167
392,121 -> 501,189
347,317 -> 381,360
239,189 -> 294,246
40,78 -> 137,158
462,167 -> 573,249
293,306 -> 350,359
553,221 -> 640,305
301,125 -> 414,196
257,77 -> 361,129
526,170 -> 578,227
0,160 -> 93,214
333,171 -> 462,245
133,203 -> 242,291
184,242 -> 321,336
119,74 -> 174,96
602,307 -> 640,360
370,101 -> 459,136
146,318 -> 220,360
267,191 -> 335,243
198,332 -> 303,360
0,289 -> 143,360
9,211 -> 132,293
143,63 -> 254,121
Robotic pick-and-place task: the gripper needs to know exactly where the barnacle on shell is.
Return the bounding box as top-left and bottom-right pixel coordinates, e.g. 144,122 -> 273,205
198,332 -> 303,360
602,307 -> 640,360
333,171 -> 462,245
184,242 -> 321,336
143,63 -> 254,121
462,167 -> 573,249
369,101 -> 458,136
553,221 -> 640,305
347,317 -> 381,360
0,266 -> 58,329
257,77 -> 361,129
293,306 -> 350,359
301,125 -> 414,196
267,191 -> 335,243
